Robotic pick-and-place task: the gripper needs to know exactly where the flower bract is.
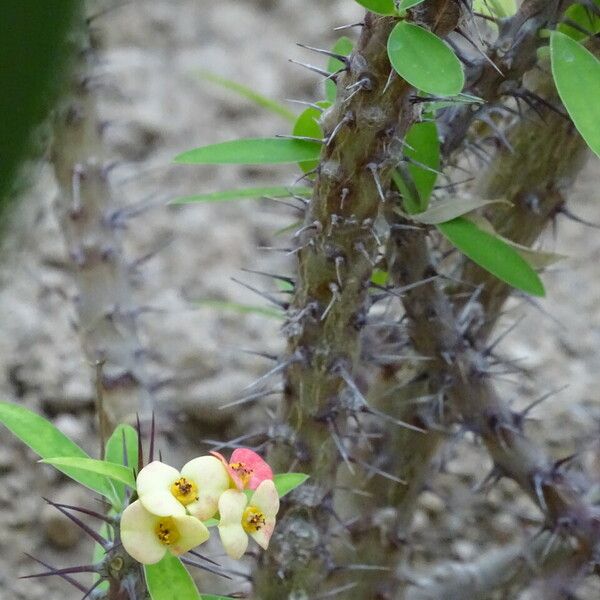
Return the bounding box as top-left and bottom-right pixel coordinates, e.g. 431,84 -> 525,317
211,447 -> 273,490
217,479 -> 280,559
136,457 -> 229,520
121,500 -> 209,564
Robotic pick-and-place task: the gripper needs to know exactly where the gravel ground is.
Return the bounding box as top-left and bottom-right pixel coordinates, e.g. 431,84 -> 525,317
0,1 -> 599,598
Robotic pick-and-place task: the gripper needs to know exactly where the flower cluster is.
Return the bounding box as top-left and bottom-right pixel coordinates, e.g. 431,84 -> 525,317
121,448 -> 279,564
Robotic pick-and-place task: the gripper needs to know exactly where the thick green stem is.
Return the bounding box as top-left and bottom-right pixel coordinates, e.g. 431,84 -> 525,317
255,13 -> 420,599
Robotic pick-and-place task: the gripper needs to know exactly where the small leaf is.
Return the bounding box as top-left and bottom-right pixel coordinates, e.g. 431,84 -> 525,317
174,138 -> 321,165
402,121 -> 440,213
41,457 -> 136,488
105,424 -> 139,506
354,0 -> 396,15
371,269 -> 389,286
396,0 -> 426,10
273,473 -> 309,497
387,22 -> 465,96
551,31 -> 600,158
559,3 -> 600,41
409,197 -> 509,225
145,554 -> 201,600
473,0 -> 516,18
293,106 -> 324,173
0,402 -> 112,499
437,217 -> 545,296
199,71 -> 296,123
326,37 -> 354,102
195,300 -> 284,320
171,185 -> 312,204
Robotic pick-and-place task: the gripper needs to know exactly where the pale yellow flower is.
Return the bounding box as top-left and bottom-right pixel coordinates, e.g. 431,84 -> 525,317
218,479 -> 280,559
121,500 -> 209,564
136,458 -> 229,521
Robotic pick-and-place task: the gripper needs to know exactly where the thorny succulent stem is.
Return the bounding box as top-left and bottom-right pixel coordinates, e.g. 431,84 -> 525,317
255,12 -> 422,599
50,15 -> 153,428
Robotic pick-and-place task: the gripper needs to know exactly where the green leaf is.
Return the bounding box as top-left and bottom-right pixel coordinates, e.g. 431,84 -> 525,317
0,1 -> 80,208
354,0 -> 396,15
0,402 -> 113,499
437,218 -> 545,296
199,71 -> 296,123
145,554 -> 201,600
174,138 -> 321,165
551,31 -> 600,158
273,473 -> 309,497
195,299 -> 284,320
105,424 -> 139,506
401,121 -> 440,213
396,0 -> 426,10
473,0 -> 516,18
293,107 -> 324,173
41,457 -> 136,489
326,37 -> 354,102
408,197 -> 509,225
371,269 -> 389,287
387,22 -> 465,96
559,3 -> 600,41
171,185 -> 312,204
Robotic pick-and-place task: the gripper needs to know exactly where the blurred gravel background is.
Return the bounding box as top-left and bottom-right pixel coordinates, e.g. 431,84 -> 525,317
0,1 -> 599,598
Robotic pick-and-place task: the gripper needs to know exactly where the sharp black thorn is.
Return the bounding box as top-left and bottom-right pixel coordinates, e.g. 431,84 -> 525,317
288,58 -> 335,79
296,42 -> 349,64
42,498 -> 110,548
20,563 -> 100,579
23,554 -> 87,593
149,411 -> 156,463
81,578 -> 104,600
180,557 -> 233,579
230,277 -> 289,309
136,413 -> 144,471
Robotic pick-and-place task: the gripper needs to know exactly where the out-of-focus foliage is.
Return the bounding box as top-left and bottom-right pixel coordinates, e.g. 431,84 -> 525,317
0,1 -> 79,209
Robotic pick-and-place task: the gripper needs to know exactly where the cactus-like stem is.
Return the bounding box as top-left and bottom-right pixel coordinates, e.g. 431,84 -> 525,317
51,22 -> 152,427
346,2 -> 597,596
255,12 -> 424,598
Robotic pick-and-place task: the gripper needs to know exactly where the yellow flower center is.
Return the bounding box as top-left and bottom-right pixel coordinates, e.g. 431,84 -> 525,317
170,477 -> 199,506
242,505 -> 266,534
155,517 -> 181,546
230,461 -> 253,487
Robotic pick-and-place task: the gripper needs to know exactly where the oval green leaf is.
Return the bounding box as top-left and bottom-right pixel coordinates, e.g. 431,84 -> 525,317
171,185 -> 312,204
293,107 -> 324,173
0,402 -> 112,500
145,554 -> 201,600
174,138 -> 321,165
551,31 -> 600,158
41,457 -> 136,488
437,217 -> 545,296
387,22 -> 465,96
394,122 -> 440,214
354,0 -> 396,15
274,473 -> 309,497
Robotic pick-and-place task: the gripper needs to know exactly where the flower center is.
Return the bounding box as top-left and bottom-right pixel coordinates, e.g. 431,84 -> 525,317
170,477 -> 199,506
155,517 -> 181,546
242,505 -> 266,534
230,461 -> 253,487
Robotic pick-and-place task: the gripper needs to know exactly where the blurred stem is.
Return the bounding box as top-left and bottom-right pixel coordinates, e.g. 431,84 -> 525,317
51,12 -> 153,429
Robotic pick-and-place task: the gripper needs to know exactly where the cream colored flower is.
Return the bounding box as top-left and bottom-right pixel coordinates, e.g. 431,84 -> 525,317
217,479 -> 280,559
136,457 -> 229,521
121,500 -> 209,564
